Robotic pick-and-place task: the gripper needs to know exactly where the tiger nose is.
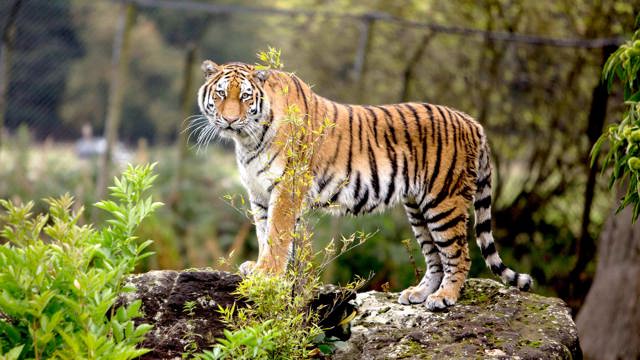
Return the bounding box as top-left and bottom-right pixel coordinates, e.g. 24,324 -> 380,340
224,115 -> 239,124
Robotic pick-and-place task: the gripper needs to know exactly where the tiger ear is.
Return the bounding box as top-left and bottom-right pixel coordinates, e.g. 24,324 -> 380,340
202,60 -> 219,79
253,69 -> 271,83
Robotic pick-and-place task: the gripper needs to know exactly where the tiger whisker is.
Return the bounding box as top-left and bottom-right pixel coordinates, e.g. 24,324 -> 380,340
183,118 -> 209,134
187,124 -> 209,145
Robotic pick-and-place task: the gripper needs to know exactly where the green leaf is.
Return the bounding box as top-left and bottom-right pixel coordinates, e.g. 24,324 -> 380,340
1,344 -> 24,360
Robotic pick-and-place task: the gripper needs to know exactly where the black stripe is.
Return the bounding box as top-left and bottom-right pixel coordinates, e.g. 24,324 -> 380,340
475,219 -> 492,236
244,151 -> 260,165
426,246 -> 439,255
329,134 -> 342,163
329,189 -> 341,203
440,120 -> 459,197
508,273 -> 520,287
266,180 -> 280,193
402,154 -> 410,193
202,84 -> 211,108
367,139 -> 380,198
353,189 -> 370,215
474,195 -> 491,210
445,248 -> 462,259
480,242 -> 497,258
436,106 -> 450,144
476,175 -> 491,189
252,202 -> 268,210
375,106 -> 397,144
427,207 -> 456,224
431,214 -> 466,233
383,134 -> 397,205
317,132 -> 342,177
353,172 -> 361,201
417,190 -> 429,209
395,106 -> 413,150
423,181 -> 449,211
363,106 -> 381,148
346,105 -> 353,177
317,173 -> 335,194
426,104 -> 436,143
402,105 -> 421,180
312,93 -> 319,123
434,234 -> 465,248
244,112 -> 274,164
407,211 -> 423,221
404,201 -> 420,210
256,148 -> 282,175
356,110 -> 364,153
291,75 -> 309,114
252,108 -> 273,150
490,262 -> 507,275
330,101 -> 339,135
428,110 -> 442,192
409,220 -> 429,228
404,104 -> 422,142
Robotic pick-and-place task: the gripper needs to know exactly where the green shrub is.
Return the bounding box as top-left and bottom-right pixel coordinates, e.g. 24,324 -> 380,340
196,273 -> 322,360
0,164 -> 161,359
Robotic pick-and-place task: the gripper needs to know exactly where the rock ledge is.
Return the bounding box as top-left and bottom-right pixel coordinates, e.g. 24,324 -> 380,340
120,270 -> 581,359
333,278 -> 581,359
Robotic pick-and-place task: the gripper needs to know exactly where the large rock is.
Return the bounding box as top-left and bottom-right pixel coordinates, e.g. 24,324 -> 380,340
119,269 -> 354,359
333,278 -> 581,359
120,271 -> 580,359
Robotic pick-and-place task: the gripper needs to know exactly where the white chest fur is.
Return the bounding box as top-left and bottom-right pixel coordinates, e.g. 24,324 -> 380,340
235,147 -> 282,201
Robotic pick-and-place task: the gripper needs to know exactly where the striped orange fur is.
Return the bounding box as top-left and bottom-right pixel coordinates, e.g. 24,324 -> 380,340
194,61 -> 532,310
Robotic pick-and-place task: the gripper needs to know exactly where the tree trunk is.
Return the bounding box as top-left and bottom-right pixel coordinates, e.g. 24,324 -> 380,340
566,44 -> 617,308
576,186 -> 640,359
353,15 -> 375,104
399,32 -> 434,102
96,2 -> 136,200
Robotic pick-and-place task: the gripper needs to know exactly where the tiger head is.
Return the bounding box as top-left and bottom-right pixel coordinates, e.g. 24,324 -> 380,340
196,60 -> 271,144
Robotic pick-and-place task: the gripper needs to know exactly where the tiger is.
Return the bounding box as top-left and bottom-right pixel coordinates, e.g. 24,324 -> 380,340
193,60 -> 532,310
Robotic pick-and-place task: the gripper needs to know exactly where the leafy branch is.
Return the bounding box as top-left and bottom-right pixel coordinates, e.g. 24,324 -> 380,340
592,16 -> 640,220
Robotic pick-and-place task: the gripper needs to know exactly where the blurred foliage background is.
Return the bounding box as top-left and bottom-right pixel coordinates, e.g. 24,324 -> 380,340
1,0 -> 638,314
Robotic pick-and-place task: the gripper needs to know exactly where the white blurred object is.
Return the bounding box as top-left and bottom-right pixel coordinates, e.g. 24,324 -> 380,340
75,123 -> 132,164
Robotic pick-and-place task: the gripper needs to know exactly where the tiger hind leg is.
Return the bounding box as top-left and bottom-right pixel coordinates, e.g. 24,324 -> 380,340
424,196 -> 472,311
398,199 -> 444,305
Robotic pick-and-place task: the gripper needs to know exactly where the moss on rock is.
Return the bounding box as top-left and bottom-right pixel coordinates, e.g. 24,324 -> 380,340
332,278 -> 581,360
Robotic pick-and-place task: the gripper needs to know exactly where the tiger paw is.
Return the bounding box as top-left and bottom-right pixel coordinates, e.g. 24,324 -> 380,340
238,261 -> 256,276
398,286 -> 430,305
425,289 -> 458,311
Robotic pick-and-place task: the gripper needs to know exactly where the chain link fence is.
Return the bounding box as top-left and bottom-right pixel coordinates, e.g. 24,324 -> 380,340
0,0 -> 638,306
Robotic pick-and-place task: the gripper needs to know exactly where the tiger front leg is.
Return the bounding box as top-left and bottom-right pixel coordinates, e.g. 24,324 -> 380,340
253,184 -> 304,275
239,196 -> 270,275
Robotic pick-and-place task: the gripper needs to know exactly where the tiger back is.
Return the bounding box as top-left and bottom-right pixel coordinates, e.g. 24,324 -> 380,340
194,60 -> 532,310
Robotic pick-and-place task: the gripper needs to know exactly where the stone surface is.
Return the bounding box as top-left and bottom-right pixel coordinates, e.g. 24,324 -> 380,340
120,271 -> 581,359
120,269 -> 242,360
333,278 -> 581,360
